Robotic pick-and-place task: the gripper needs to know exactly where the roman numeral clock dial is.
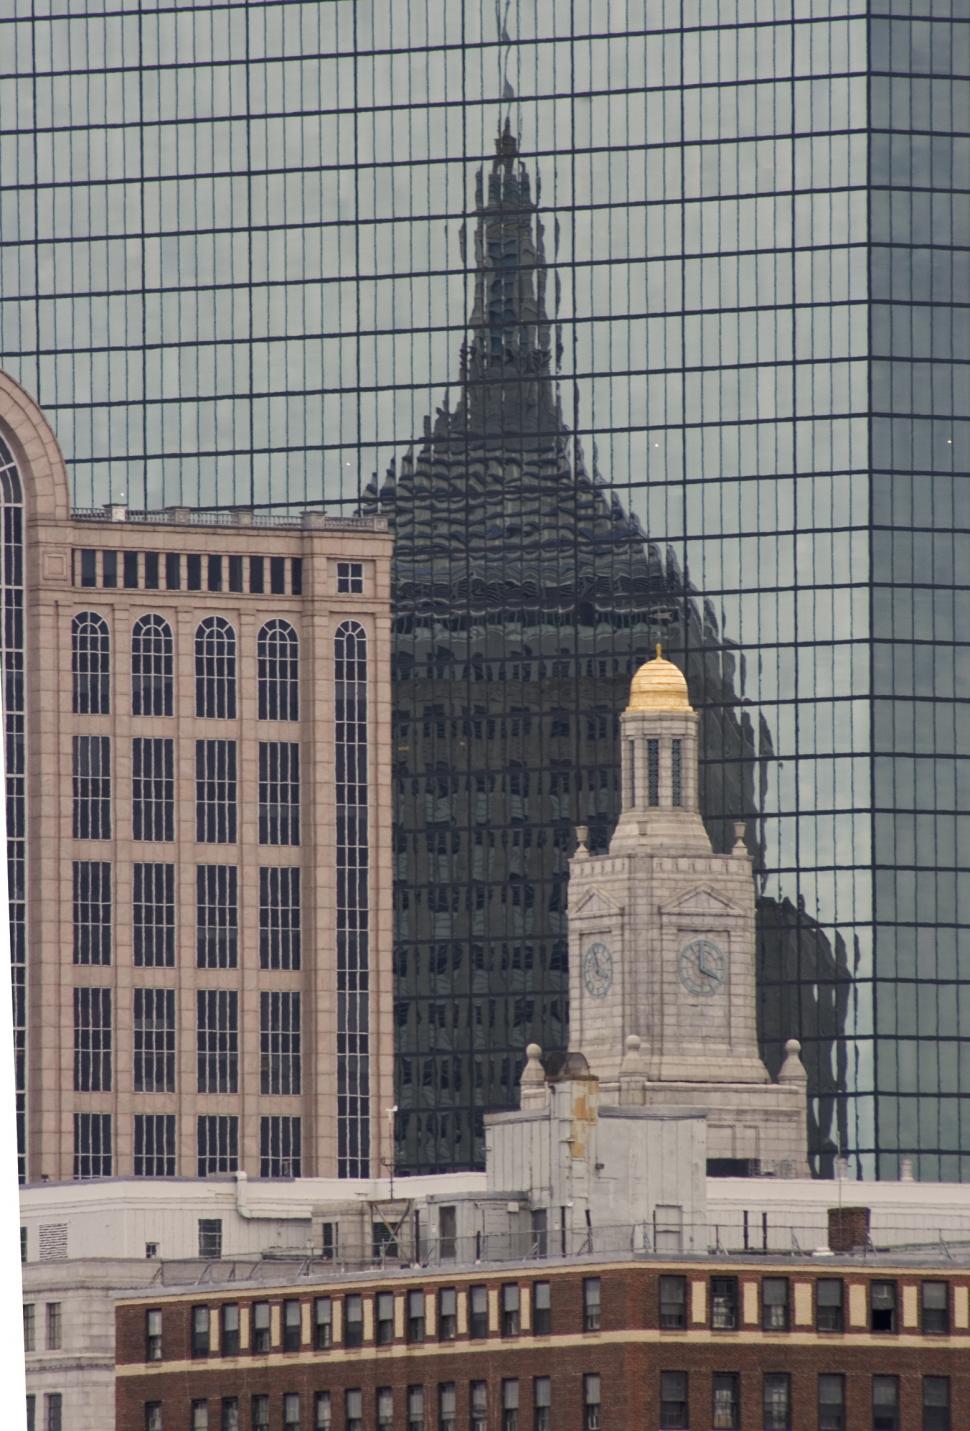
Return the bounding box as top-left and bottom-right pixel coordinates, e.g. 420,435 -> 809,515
678,937 -> 726,996
583,941 -> 614,998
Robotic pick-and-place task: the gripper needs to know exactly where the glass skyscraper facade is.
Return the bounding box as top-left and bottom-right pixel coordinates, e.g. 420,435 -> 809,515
1,1 -> 968,1178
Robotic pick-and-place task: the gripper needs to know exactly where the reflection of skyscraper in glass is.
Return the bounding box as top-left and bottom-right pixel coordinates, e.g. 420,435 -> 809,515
364,127 -> 772,1172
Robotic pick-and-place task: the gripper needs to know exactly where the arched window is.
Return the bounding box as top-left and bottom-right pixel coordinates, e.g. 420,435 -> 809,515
334,619 -> 369,1176
131,614 -> 173,717
257,619 -> 299,721
195,617 -> 236,719
72,612 -> 110,715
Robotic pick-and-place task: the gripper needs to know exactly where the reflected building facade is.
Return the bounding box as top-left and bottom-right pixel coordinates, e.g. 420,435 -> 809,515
1,2 -> 968,1177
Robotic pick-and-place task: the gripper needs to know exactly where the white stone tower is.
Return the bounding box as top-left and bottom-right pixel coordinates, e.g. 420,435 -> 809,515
567,648 -> 809,1174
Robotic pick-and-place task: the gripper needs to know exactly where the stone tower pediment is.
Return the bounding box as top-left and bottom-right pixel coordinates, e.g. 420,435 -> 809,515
661,885 -> 742,918
571,886 -> 624,919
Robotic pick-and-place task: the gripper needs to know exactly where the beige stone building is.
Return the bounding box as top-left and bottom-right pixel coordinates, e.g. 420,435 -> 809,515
0,368 -> 395,1183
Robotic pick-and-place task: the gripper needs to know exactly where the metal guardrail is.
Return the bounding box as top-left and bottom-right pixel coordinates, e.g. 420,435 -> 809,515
71,506 -> 388,532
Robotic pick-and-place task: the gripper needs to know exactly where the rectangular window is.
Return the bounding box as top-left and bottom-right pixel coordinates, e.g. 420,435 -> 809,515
710,1277 -> 738,1330
207,555 -> 222,592
102,550 -> 117,587
133,987 -> 175,1092
923,1376 -> 951,1431
439,1383 -> 456,1431
164,553 -> 180,590
74,985 -> 111,1090
45,1302 -> 61,1349
533,1377 -> 550,1431
283,1394 -> 300,1431
671,739 -> 683,805
816,1278 -> 844,1331
763,1373 -> 791,1431
251,1302 -> 270,1353
251,1397 -> 269,1431
79,548 -> 97,586
144,551 -> 159,588
502,1380 -> 519,1431
921,1281 -> 949,1334
196,865 -> 238,968
761,1276 -> 789,1331
221,1303 -> 239,1356
196,739 -> 237,844
376,1387 -> 393,1430
45,1395 -> 62,1431
532,1280 -> 550,1335
196,1115 -> 238,1176
438,1286 -> 456,1341
407,1288 -> 425,1342
73,1111 -> 111,1178
818,1375 -> 845,1431
123,551 -> 139,588
376,1291 -> 394,1345
660,1275 -> 687,1329
583,1276 -> 601,1331
439,1204 -> 456,1258
660,1371 -> 688,1430
132,737 -> 174,841
501,1282 -> 520,1335
220,1399 -> 239,1431
259,866 -> 301,969
190,1401 -> 207,1431
873,1375 -> 900,1431
260,990 -> 301,1094
196,990 -> 238,1093
145,1402 -> 162,1431
23,1303 -> 35,1352
191,1306 -> 210,1358
471,1383 -> 487,1431
270,556 -> 286,594
72,860 -> 111,964
314,1392 -> 331,1431
258,741 -> 300,845
647,737 -> 659,805
249,556 -> 264,593
870,1280 -> 898,1333
314,1297 -> 332,1349
73,734 -> 110,839
469,1284 -> 487,1338
344,1293 -> 363,1348
583,1374 -> 600,1431
133,863 -> 175,967
291,558 -> 303,595
260,1115 -> 302,1177
186,554 -> 201,590
712,1373 -> 739,1430
198,1219 -> 222,1259
227,555 -> 243,592
346,1390 -> 363,1431
337,560 -> 364,593
134,1114 -> 176,1177
283,1299 -> 302,1352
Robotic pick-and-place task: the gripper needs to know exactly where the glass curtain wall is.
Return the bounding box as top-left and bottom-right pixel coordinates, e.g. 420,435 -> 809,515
1,1 -> 968,1177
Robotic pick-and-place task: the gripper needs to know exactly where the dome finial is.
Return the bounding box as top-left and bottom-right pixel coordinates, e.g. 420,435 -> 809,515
655,641 -> 662,660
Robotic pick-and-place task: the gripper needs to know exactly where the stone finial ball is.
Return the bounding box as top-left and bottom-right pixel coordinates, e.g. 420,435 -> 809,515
625,1033 -> 642,1052
784,1038 -> 801,1055
526,1043 -> 542,1060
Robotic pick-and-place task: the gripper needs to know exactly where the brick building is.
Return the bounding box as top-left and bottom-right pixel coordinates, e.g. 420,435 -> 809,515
0,368 -> 395,1183
113,1252 -> 965,1430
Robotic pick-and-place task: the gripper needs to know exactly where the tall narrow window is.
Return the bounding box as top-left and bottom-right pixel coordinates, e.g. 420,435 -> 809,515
438,1384 -> 456,1431
134,1114 -> 176,1176
533,1378 -> 550,1431
251,1399 -> 269,1431
818,1375 -> 845,1431
73,861 -> 111,964
131,614 -> 173,716
345,1295 -> 363,1348
761,1277 -> 789,1331
376,1389 -> 393,1431
335,621 -> 369,1175
73,735 -> 111,839
583,1375 -> 600,1431
923,1376 -> 950,1431
133,987 -> 176,1092
196,865 -> 238,968
873,1376 -> 899,1431
132,737 -> 174,841
502,1380 -> 519,1431
407,1387 -> 424,1431
74,1111 -> 111,1178
197,1115 -> 238,1176
314,1393 -> 331,1431
470,1384 -> 487,1431
191,1307 -> 210,1357
133,864 -> 175,967
260,991 -> 301,1094
583,1277 -> 601,1331
45,1395 -> 63,1431
921,1281 -> 949,1334
196,740 -> 237,843
501,1283 -> 520,1335
74,986 -> 111,1090
345,1391 -> 362,1431
195,617 -> 236,718
671,738 -> 683,806
660,1372 -> 688,1431
196,990 -> 238,1093
763,1373 -> 791,1431
258,741 -> 300,845
647,737 -> 659,805
258,619 -> 298,720
72,611 -> 110,714
260,1116 -> 301,1177
713,1374 -> 740,1430
259,866 -> 301,969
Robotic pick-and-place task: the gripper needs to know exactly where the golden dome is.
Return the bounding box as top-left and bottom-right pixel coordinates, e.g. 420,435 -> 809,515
626,646 -> 692,713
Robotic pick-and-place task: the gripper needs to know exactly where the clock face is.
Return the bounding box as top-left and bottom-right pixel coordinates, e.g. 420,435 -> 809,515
678,938 -> 726,996
583,941 -> 614,998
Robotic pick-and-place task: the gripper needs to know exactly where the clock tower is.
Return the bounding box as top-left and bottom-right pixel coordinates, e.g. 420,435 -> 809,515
567,649 -> 809,1173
